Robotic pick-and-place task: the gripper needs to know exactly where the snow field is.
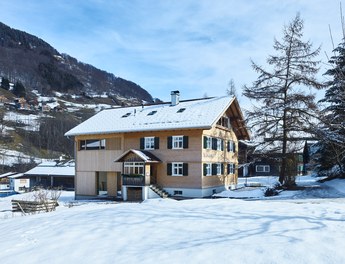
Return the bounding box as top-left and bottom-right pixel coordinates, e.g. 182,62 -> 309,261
0,184 -> 345,264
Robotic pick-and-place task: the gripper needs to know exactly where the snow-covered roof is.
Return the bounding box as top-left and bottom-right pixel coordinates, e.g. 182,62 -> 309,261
115,149 -> 161,163
24,160 -> 75,177
8,173 -> 24,179
65,96 -> 238,136
0,172 -> 17,178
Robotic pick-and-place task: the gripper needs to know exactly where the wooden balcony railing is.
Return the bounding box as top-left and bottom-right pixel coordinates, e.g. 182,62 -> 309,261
122,174 -> 147,186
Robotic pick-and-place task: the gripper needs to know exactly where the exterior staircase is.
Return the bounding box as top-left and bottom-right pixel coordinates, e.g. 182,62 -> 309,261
150,185 -> 169,198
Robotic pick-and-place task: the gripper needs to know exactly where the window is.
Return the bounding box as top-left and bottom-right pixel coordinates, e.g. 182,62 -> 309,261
167,162 -> 188,176
121,112 -> 131,118
227,140 -> 235,152
172,136 -> 183,149
172,162 -> 183,176
217,138 -> 223,151
145,137 -> 155,150
204,136 -> 212,149
147,110 -> 157,116
173,190 -> 183,195
217,116 -> 230,128
79,139 -> 105,150
256,165 -> 270,173
216,163 -> 222,175
140,137 -> 159,150
228,163 -> 235,174
124,162 -> 144,175
177,108 -> 186,113
211,137 -> 223,151
168,136 -> 188,149
203,163 -> 212,176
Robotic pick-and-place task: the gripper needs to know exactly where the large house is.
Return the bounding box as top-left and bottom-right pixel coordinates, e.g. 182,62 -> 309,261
65,91 -> 249,201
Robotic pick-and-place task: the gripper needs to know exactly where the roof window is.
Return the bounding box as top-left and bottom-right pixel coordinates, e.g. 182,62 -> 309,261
121,113 -> 131,118
147,110 -> 157,116
177,108 -> 186,113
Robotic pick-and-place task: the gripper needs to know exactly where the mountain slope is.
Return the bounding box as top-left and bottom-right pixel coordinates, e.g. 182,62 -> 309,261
0,22 -> 153,104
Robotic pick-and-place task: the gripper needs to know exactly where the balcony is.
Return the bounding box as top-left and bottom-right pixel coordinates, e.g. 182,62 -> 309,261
122,174 -> 149,186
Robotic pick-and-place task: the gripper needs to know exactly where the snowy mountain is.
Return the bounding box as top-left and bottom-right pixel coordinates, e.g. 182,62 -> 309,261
0,21 -> 153,104
0,21 -> 158,172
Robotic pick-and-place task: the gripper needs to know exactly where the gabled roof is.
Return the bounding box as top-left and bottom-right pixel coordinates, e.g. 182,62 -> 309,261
65,95 -> 249,139
115,149 -> 161,163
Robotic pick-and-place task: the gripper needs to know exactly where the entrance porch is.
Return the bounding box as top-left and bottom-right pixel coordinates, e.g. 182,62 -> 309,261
114,149 -> 162,201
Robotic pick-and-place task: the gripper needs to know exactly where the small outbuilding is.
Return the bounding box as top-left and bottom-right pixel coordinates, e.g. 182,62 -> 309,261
24,160 -> 75,190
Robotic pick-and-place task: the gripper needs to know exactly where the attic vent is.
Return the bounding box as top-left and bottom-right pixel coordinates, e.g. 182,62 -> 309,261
122,113 -> 131,118
147,110 -> 157,116
177,108 -> 186,113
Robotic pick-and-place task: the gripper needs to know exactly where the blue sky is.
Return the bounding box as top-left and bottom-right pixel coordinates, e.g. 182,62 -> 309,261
0,0 -> 342,104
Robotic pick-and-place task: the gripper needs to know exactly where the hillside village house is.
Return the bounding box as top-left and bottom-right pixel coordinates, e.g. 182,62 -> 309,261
65,91 -> 249,201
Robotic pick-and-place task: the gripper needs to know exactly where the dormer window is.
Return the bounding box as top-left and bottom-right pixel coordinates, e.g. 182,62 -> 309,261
147,110 -> 157,116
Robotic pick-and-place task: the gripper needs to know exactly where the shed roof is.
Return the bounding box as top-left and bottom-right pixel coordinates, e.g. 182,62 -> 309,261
24,160 -> 75,177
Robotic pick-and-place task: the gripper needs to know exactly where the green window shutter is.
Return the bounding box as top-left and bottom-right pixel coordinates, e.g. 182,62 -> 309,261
183,136 -> 189,149
212,163 -> 217,175
221,139 -> 224,151
167,136 -> 172,149
167,163 -> 172,176
212,138 -> 217,150
140,138 -> 145,149
203,136 -> 207,149
183,163 -> 188,176
154,137 -> 159,149
227,164 -> 230,174
203,163 -> 207,176
221,163 -> 224,174
233,142 -> 236,152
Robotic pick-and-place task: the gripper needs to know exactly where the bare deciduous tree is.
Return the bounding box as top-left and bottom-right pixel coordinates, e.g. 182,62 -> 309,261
243,14 -> 323,187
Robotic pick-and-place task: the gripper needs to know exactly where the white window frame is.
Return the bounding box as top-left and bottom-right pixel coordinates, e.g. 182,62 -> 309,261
216,163 -> 222,175
229,140 -> 235,152
172,162 -> 184,176
228,163 -> 235,174
205,163 -> 212,176
172,136 -> 183,149
256,165 -> 270,173
124,162 -> 144,175
144,137 -> 155,150
217,138 -> 222,151
206,136 -> 212,149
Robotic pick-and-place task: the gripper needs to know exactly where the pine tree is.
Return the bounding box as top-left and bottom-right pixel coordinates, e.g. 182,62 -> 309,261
1,77 -> 10,90
13,81 -> 26,97
243,14 -> 323,187
317,40 -> 345,177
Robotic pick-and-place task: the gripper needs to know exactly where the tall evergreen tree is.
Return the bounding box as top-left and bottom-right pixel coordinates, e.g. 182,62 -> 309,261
13,81 -> 26,97
1,77 -> 10,90
243,14 -> 323,187
317,39 -> 345,177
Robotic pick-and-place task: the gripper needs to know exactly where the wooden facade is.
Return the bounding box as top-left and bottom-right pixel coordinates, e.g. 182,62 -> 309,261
68,96 -> 249,200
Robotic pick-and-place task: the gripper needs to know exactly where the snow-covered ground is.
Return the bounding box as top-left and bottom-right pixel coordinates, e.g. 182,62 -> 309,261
1,176 -> 345,264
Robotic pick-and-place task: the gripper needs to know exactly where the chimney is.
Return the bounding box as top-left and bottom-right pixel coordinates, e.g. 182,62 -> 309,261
171,90 -> 180,106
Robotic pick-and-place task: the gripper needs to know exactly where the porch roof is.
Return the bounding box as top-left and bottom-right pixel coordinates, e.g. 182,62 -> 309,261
114,149 -> 161,163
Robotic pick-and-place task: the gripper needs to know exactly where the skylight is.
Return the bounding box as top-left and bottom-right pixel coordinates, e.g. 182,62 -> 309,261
121,113 -> 131,118
177,108 -> 186,113
147,111 -> 157,116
